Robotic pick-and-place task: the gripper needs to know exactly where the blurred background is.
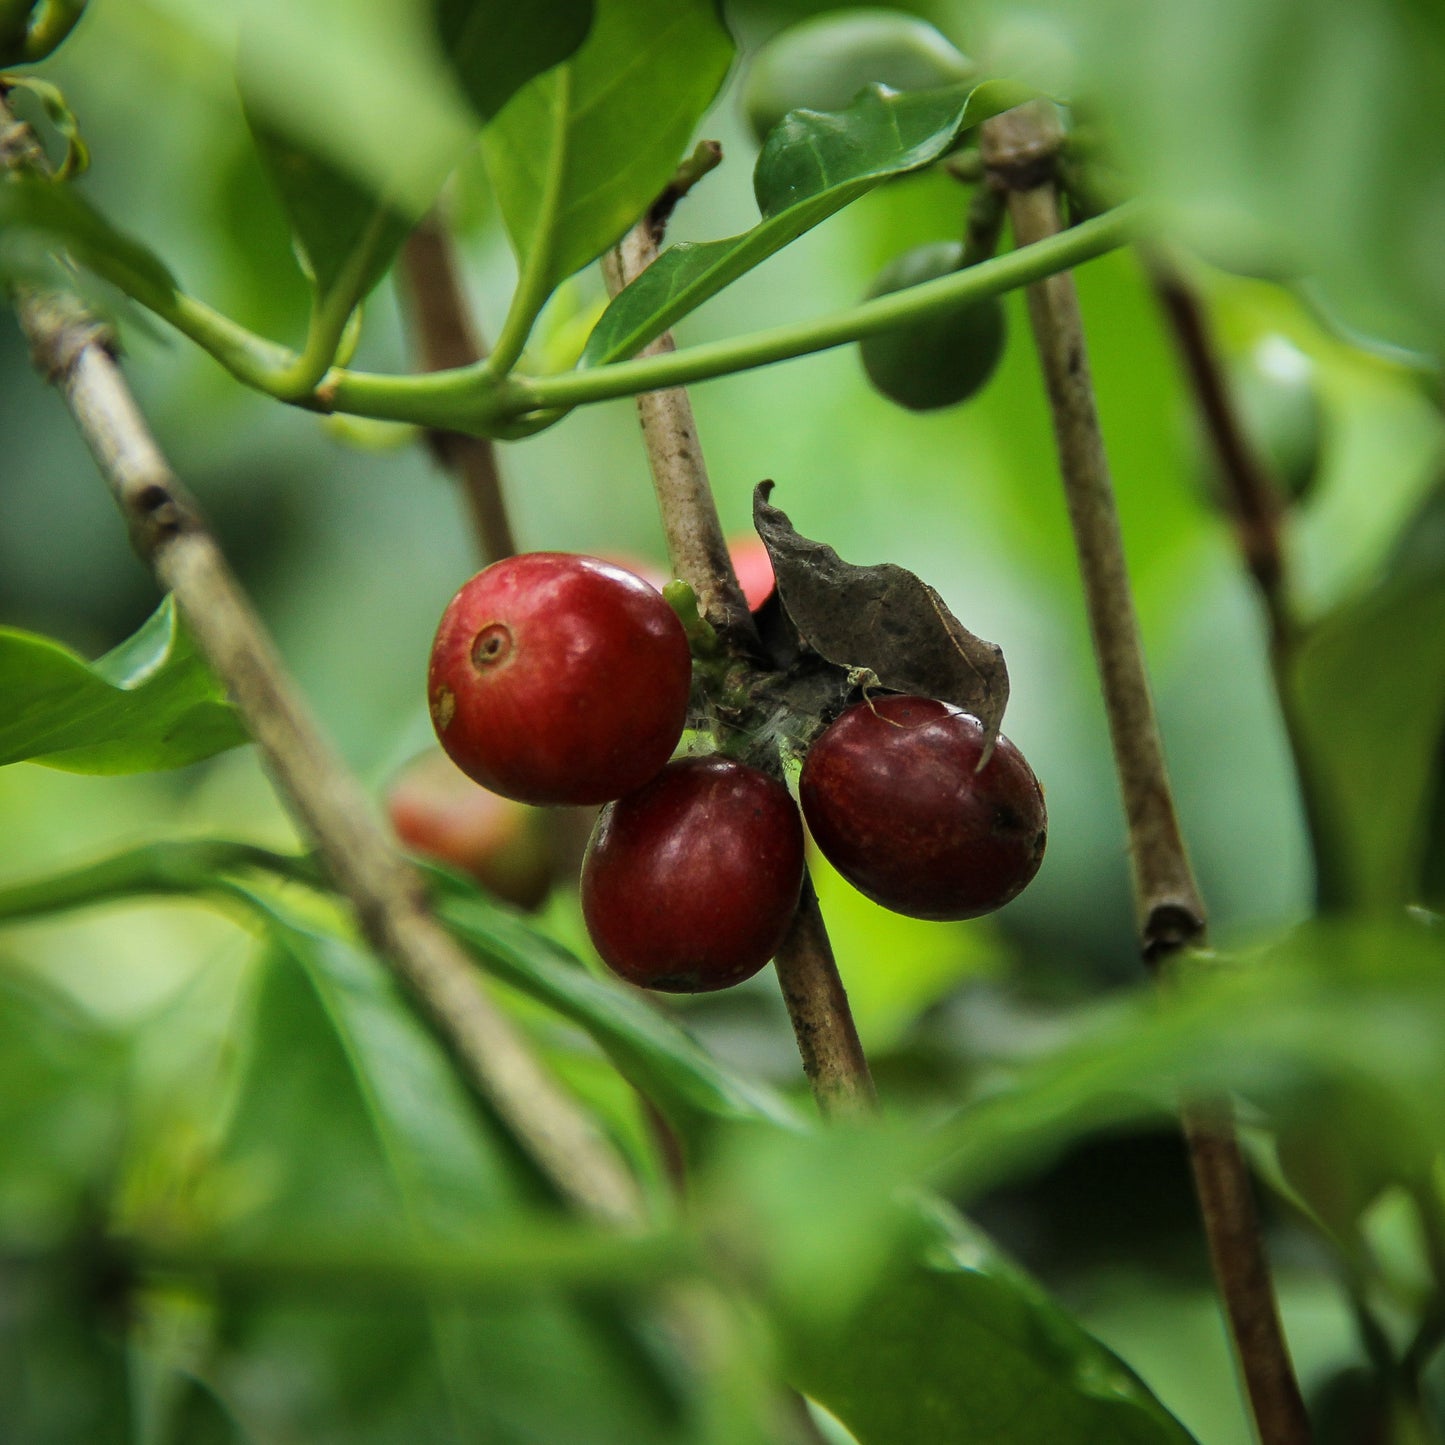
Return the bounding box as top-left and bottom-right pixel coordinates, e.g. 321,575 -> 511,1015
2,1 -> 1443,1439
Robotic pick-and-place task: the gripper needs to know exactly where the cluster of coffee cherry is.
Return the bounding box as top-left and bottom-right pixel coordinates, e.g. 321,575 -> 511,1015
421,552 -> 1046,993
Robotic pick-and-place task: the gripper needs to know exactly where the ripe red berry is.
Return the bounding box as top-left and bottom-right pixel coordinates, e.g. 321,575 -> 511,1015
581,756 -> 805,993
800,695 -> 1046,920
386,749 -> 552,911
428,553 -> 693,807
728,535 -> 776,611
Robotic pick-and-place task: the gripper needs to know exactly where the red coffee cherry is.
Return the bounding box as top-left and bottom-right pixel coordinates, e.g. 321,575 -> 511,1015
428,553 -> 692,806
581,756 -> 805,993
386,749 -> 551,911
728,534 -> 776,611
800,695 -> 1046,920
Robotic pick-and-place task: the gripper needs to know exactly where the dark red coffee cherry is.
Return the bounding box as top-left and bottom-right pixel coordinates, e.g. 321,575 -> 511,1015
581,756 -> 805,993
428,553 -> 692,807
800,695 -> 1046,921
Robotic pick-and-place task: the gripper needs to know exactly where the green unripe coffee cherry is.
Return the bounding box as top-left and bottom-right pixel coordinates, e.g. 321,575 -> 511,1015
859,242 -> 1006,411
1195,336 -> 1324,507
743,8 -> 973,145
1231,337 -> 1325,503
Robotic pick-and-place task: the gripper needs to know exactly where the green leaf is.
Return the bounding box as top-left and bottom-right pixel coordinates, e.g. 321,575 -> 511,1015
0,597 -> 249,773
433,0 -> 594,125
935,919 -> 1445,1203
0,969 -> 125,1246
242,1 -> 594,323
213,895 -> 688,1445
0,172 -> 177,296
0,972 -> 130,1442
581,79 -> 1030,368
0,842 -> 801,1139
436,885 -> 804,1139
785,1200 -> 1197,1445
1001,0 -> 1445,356
1289,568 -> 1445,908
481,0 -> 733,308
242,122 -> 412,306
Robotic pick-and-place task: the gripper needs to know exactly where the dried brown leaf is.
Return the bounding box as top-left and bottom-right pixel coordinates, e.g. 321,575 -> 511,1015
753,482 -> 1009,753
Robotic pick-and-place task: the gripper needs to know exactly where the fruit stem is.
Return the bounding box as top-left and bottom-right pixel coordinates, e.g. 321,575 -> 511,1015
1146,257 -> 1348,912
398,211 -> 518,564
604,167 -> 876,1120
959,182 -> 1004,271
983,101 -> 1311,1445
2,91 -> 642,1231
772,875 -> 877,1118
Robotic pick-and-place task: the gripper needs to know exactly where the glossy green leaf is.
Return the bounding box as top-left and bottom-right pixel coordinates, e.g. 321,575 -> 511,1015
0,172 -> 177,294
482,0 -> 733,301
1289,568 -> 1445,908
213,894 -> 687,1445
581,79 -> 1030,367
0,597 -> 249,773
785,1200 -> 1197,1445
433,0 -> 594,125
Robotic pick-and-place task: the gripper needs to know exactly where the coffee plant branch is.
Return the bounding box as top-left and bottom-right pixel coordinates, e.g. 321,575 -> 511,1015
399,211 -> 518,563
1147,262 -> 1346,913
982,101 -> 1311,1445
1,92 -> 643,1231
603,178 -> 876,1121
6,117 -> 1137,438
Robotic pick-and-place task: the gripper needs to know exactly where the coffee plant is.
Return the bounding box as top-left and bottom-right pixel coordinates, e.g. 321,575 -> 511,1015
2,2 -> 1444,1442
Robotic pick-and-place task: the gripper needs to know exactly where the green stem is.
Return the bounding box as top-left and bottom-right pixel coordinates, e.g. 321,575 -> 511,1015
129,1222 -> 697,1296
523,202 -> 1140,414
60,238 -> 296,392
48,192 -> 1138,435
0,840 -> 312,923
326,202 -> 1142,432
268,205 -> 398,399
483,70 -> 574,379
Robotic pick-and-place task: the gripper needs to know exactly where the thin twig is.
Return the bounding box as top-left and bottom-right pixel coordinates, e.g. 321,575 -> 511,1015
2,96 -> 640,1229
1146,260 -> 1345,910
398,213 -> 516,563
983,102 -> 1310,1445
771,875 -> 875,1117
1147,263 -> 1291,651
602,152 -> 876,1119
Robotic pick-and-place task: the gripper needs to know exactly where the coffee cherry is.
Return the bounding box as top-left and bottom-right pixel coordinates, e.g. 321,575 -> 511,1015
428,553 -> 692,807
1232,337 -> 1324,503
728,534 -> 776,612
800,696 -> 1045,920
743,9 -> 973,145
860,243 -> 1006,411
581,756 -> 805,993
386,750 -> 552,911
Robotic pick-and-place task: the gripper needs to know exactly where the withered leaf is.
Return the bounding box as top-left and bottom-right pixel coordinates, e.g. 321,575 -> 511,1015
753,482 -> 1009,753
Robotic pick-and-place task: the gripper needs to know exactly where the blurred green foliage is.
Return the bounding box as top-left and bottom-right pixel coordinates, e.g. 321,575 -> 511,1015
3,0 -> 1445,1441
